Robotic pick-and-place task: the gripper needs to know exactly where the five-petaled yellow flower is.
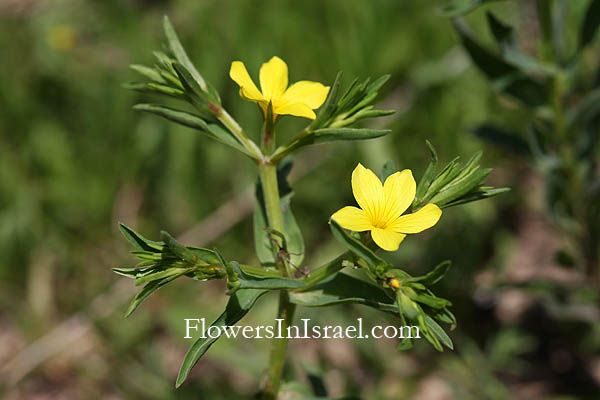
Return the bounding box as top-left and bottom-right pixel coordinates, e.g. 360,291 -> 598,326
229,56 -> 330,120
331,164 -> 442,252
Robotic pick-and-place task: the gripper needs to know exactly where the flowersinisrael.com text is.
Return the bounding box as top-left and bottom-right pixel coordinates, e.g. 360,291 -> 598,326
184,318 -> 420,340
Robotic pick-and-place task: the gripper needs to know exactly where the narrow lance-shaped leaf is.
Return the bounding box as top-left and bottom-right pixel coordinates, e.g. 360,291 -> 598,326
304,127 -> 391,145
230,261 -> 305,290
176,289 -> 267,387
125,270 -> 189,317
130,64 -> 166,83
408,260 -> 451,286
313,71 -> 343,129
133,104 -> 253,157
425,315 -> 454,350
119,223 -> 163,252
161,231 -> 199,265
290,272 -> 396,314
415,140 -> 439,204
430,168 -> 493,206
163,15 -> 207,92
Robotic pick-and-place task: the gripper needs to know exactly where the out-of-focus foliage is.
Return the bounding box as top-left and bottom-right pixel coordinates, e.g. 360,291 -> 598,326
1,0 -> 598,399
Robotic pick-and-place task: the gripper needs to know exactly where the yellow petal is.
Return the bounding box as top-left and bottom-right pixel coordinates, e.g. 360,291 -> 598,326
351,164 -> 383,223
230,61 -> 264,101
331,206 -> 372,232
274,102 -> 316,119
371,228 -> 406,251
389,203 -> 442,234
381,169 -> 416,223
280,81 -> 330,109
259,56 -> 288,99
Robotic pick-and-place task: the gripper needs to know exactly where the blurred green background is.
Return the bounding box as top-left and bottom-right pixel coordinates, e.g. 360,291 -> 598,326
1,0 -> 598,399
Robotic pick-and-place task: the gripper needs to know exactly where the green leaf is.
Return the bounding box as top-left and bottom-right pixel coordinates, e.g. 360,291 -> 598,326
130,64 -> 166,83
405,290 -> 452,309
134,267 -> 193,286
163,16 -> 207,92
309,128 -> 391,144
366,74 -> 391,94
161,231 -> 200,265
425,315 -> 454,350
396,337 -> 414,351
171,63 -> 215,117
125,270 -> 188,317
415,140 -> 439,203
133,104 -> 252,156
430,167 -> 493,206
442,186 -> 510,208
418,314 -> 443,351
290,272 -> 396,313
579,0 -> 600,50
329,220 -> 388,273
396,291 -> 420,319
176,289 -> 267,387
119,223 -> 163,252
134,103 -> 207,129
230,261 -> 305,290
313,71 -> 343,129
431,307 -> 457,329
123,82 -> 185,99
409,261 -> 451,286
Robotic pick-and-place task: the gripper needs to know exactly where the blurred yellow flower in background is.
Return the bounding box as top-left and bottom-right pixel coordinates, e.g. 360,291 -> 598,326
332,164 -> 442,251
229,56 -> 330,120
47,24 -> 75,51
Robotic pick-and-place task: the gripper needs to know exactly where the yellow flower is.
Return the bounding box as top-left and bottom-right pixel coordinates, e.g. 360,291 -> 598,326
229,56 -> 330,120
47,24 -> 76,51
331,164 -> 442,252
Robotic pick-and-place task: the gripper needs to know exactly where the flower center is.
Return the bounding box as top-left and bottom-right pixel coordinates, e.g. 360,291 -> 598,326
371,216 -> 388,229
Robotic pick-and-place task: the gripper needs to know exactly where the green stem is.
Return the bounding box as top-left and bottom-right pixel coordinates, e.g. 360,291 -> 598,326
258,159 -> 296,399
217,107 -> 263,160
262,291 -> 296,400
259,163 -> 285,249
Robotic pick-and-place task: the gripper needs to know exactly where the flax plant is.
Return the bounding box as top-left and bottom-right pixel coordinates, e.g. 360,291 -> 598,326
114,16 -> 507,399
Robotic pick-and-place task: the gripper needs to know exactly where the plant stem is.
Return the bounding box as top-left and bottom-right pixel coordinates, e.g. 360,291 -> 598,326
259,163 -> 285,249
217,107 -> 263,159
262,291 -> 296,400
258,160 -> 296,399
